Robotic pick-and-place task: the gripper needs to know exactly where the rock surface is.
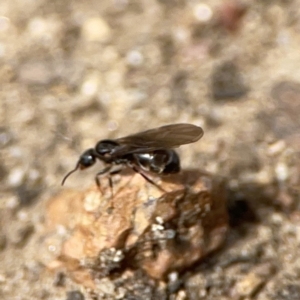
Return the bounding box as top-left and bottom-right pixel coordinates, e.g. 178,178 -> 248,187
46,170 -> 228,284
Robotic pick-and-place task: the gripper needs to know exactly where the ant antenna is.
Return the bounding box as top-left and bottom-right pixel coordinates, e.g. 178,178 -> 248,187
61,163 -> 80,185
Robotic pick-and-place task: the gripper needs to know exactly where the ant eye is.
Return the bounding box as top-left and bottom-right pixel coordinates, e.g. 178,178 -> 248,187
95,140 -> 119,156
79,149 -> 96,168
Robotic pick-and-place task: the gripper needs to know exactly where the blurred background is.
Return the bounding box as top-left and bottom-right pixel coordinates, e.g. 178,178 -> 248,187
1,0 -> 300,299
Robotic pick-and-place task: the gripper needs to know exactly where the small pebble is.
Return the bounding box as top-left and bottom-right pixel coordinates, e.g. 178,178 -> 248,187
193,4 -> 213,23
115,287 -> 127,299
81,17 -> 111,42
168,272 -> 178,282
268,140 -> 286,156
234,272 -> 264,297
126,50 -> 144,66
177,290 -> 187,300
96,278 -> 115,295
17,210 -> 29,221
8,168 -> 25,187
66,290 -> 85,300
27,17 -> 49,37
275,162 -> 289,182
80,75 -> 99,97
28,169 -> 41,183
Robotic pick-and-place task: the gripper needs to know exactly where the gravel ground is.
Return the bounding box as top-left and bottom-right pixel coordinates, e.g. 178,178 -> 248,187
1,0 -> 300,299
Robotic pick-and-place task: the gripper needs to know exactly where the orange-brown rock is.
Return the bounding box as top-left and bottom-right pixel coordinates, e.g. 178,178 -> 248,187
46,169 -> 228,283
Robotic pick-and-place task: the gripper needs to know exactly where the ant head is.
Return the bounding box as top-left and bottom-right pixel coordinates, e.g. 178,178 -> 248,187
95,140 -> 119,157
77,148 -> 97,169
61,149 -> 96,185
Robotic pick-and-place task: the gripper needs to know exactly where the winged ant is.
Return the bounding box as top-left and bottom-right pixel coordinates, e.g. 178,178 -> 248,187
62,123 -> 204,195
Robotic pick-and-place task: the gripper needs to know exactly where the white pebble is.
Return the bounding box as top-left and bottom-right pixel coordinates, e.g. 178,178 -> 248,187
270,212 -> 284,225
56,225 -> 68,236
28,18 -> 48,36
275,162 -> 289,181
82,17 -> 111,42
155,216 -> 164,224
168,271 -> 178,282
48,244 -> 57,252
8,168 -> 25,187
193,4 -> 213,23
126,50 -> 143,66
81,75 -> 99,97
17,211 -> 29,221
268,140 -> 286,155
173,27 -> 190,43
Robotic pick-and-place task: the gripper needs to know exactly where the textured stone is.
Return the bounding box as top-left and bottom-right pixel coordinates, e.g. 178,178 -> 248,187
46,169 -> 228,284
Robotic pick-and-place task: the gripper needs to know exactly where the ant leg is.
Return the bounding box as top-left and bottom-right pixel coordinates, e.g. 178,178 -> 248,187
107,169 -> 123,198
95,166 -> 112,193
130,165 -> 166,193
108,177 -> 113,197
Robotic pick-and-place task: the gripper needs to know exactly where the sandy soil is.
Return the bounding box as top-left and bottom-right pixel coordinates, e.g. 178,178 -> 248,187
1,0 -> 300,299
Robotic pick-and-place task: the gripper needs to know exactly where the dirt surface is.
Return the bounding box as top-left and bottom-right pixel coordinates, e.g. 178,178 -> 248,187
1,0 -> 300,299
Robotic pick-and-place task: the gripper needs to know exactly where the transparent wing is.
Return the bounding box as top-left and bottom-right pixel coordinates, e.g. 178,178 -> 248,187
112,123 -> 203,157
